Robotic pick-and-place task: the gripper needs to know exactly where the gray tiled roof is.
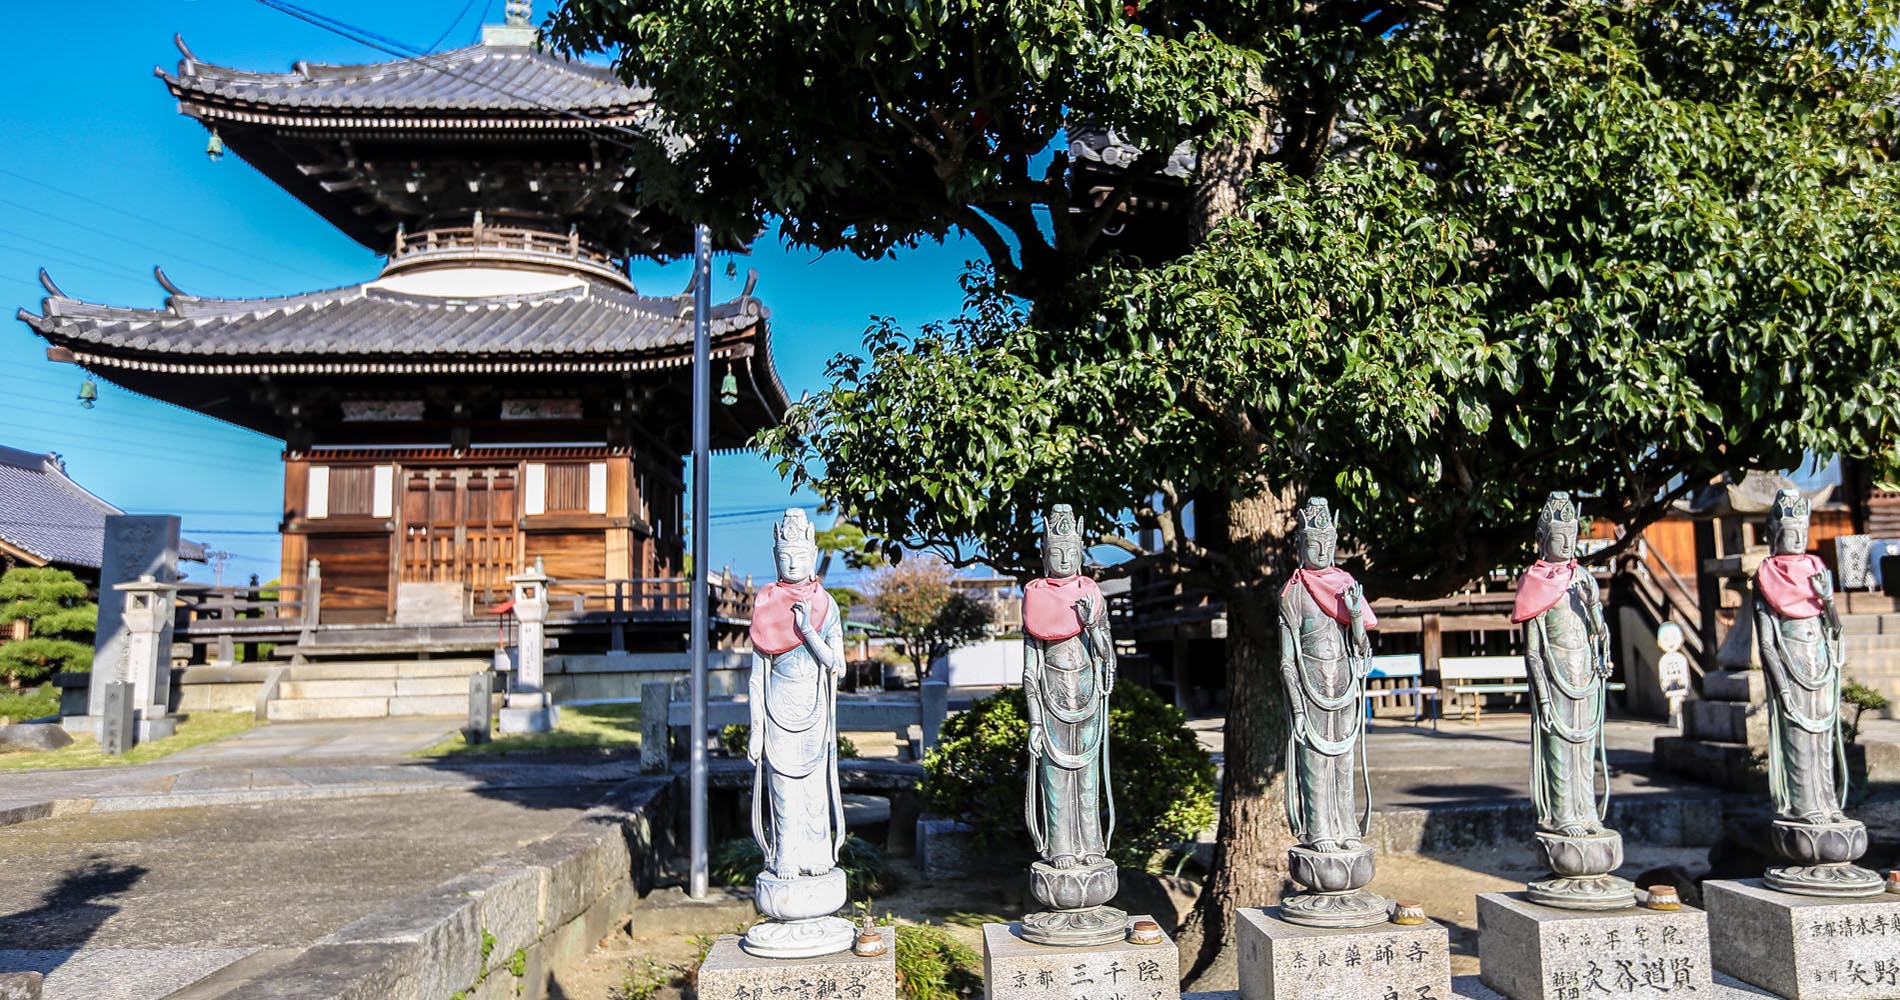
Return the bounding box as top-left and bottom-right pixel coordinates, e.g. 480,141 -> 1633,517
0,447 -> 122,570
164,39 -> 654,117
23,280 -> 765,362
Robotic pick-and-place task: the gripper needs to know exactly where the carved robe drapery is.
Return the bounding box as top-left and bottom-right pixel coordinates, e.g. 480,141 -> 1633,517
749,598 -> 845,878
1022,577 -> 1114,865
1280,577 -> 1371,849
1756,553 -> 1847,823
1518,563 -> 1608,835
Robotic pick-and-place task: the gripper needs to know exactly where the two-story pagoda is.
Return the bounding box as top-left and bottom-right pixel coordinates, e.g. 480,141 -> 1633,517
20,10 -> 787,631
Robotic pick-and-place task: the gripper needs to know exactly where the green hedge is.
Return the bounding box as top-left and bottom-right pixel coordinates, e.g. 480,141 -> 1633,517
919,683 -> 1215,870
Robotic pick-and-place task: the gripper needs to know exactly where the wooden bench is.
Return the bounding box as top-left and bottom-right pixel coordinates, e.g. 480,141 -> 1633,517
1441,655 -> 1625,722
1365,653 -> 1438,728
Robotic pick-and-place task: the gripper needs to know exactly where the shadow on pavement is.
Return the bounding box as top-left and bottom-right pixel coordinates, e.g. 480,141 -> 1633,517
0,857 -> 147,978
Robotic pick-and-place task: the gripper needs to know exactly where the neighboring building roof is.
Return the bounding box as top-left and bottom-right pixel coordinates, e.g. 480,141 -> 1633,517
161,34 -> 656,124
0,447 -> 210,572
0,446 -> 123,570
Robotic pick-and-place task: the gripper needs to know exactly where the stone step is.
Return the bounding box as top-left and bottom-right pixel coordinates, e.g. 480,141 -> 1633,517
1842,613 -> 1900,635
267,697 -> 391,722
1683,698 -> 1768,746
282,659 -> 491,681
277,679 -> 398,700
388,694 -> 471,717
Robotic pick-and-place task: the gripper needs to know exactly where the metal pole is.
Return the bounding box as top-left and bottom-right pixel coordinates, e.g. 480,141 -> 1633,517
688,223 -> 713,899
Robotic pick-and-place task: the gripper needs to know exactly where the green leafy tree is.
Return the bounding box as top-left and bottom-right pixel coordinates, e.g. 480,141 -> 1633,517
555,0 -> 1900,974
0,567 -> 97,685
865,558 -> 994,677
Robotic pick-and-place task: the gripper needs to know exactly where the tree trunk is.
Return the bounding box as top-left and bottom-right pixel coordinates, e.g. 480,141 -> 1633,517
1177,486 -> 1300,987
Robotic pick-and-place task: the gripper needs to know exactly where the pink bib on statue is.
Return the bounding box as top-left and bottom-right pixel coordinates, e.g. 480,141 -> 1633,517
749,578 -> 835,656
1757,553 -> 1828,620
1513,559 -> 1578,624
1023,575 -> 1105,642
1283,567 -> 1377,629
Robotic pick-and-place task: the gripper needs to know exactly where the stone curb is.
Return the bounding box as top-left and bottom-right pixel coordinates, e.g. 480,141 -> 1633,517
194,776 -> 671,1000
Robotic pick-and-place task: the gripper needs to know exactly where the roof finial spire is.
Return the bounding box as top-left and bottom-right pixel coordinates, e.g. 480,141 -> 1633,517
484,1 -> 537,45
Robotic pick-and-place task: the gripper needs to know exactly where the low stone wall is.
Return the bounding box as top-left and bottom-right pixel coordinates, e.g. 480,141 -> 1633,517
218,777 -> 671,1000
544,651 -> 748,705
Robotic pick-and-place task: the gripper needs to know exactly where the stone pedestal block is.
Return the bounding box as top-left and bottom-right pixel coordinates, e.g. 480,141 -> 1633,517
1705,878 -> 1900,999
983,919 -> 1178,1000
1236,906 -> 1449,1000
498,691 -> 558,734
1684,699 -> 1769,746
1703,670 -> 1768,705
134,712 -> 177,743
700,927 -> 895,1000
1477,892 -> 1711,1000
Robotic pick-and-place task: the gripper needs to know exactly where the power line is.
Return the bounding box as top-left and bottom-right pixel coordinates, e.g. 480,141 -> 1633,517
249,0 -> 653,151
428,0 -> 486,52
0,168 -> 346,288
0,196 -> 303,294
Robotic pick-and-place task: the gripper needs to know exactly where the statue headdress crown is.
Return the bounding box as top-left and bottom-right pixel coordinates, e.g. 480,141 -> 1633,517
1296,497 -> 1336,537
1538,491 -> 1579,533
773,508 -> 816,550
1044,504 -> 1080,542
1768,488 -> 1811,528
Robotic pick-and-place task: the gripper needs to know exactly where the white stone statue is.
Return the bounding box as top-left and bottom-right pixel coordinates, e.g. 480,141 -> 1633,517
740,509 -> 854,958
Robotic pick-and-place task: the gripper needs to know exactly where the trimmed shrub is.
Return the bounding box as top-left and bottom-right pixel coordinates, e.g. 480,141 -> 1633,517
919,684 -> 1215,871
720,723 -> 859,760
892,922 -> 983,1000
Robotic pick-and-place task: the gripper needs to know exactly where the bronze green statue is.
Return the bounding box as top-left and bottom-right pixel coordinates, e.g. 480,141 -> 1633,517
1019,504 -> 1125,945
1278,497 -> 1389,928
1754,489 -> 1880,896
1512,492 -> 1635,909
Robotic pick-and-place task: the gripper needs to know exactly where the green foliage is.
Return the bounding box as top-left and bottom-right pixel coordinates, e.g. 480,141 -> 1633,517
709,834 -> 895,899
867,559 -> 994,675
0,567 -> 96,685
921,685 -> 1215,870
719,723 -> 859,760
548,0 -> 1266,301
817,520 -> 888,573
609,957 -> 676,1000
756,1 -> 1900,602
509,949 -> 526,978
0,638 -> 92,685
890,921 -> 984,1000
0,684 -> 58,723
1842,678 -> 1891,744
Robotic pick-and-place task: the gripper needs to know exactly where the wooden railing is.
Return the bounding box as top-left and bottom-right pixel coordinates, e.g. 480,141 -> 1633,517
549,578 -> 756,620
387,220 -> 627,285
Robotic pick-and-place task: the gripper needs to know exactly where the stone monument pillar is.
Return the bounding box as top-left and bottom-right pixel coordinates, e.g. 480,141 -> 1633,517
1703,489 -> 1895,1000
1278,498 -> 1387,928
1019,504 -> 1124,947
1513,492 -> 1634,910
114,575 -> 179,743
740,509 -> 854,958
498,558 -> 558,734
74,515 -> 180,737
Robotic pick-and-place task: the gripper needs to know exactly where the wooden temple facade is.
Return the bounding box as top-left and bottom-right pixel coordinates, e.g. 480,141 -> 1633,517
20,12 -> 787,636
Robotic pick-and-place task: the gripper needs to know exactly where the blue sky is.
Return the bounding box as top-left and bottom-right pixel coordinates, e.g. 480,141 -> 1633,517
0,0 -> 979,588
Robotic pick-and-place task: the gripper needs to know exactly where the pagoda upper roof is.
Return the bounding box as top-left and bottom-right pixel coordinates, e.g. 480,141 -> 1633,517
161,35 -> 656,124
22,271 -> 773,376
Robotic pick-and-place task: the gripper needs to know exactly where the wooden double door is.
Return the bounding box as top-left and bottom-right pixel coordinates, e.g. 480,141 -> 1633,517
400,466 -> 519,605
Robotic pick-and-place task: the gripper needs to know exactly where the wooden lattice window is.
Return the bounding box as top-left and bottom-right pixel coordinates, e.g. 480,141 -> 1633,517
545,463 -> 589,513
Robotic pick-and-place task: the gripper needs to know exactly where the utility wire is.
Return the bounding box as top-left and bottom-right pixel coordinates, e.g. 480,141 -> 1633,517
0,196 -> 301,294
0,168 -> 345,288
428,0 -> 486,52
249,0 -> 653,150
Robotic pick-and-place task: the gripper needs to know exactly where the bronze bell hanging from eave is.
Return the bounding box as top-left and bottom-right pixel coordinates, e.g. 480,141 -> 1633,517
205,130 -> 224,163
77,376 -> 97,409
719,364 -> 739,406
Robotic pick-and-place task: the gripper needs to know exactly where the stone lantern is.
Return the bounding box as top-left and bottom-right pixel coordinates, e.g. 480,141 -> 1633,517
499,558 -> 558,733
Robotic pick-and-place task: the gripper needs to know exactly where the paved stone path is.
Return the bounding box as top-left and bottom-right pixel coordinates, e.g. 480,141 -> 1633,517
0,719 -> 645,1000
1188,716 -> 1731,810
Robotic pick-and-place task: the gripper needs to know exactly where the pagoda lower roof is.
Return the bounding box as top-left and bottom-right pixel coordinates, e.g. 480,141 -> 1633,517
21,274 -> 776,378
163,37 -> 655,124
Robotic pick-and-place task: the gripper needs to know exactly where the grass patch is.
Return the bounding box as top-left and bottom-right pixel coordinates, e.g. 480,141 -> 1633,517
0,684 -> 59,724
0,709 -> 255,770
417,702 -> 642,758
